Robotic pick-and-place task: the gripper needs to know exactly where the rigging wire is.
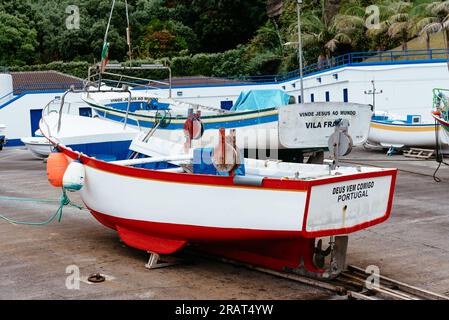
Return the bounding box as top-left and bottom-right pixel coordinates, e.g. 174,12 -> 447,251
103,0 -> 116,47
432,118 -> 449,182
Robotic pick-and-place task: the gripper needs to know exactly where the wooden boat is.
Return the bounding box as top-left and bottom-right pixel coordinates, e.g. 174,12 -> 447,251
82,89 -> 373,158
40,111 -> 397,279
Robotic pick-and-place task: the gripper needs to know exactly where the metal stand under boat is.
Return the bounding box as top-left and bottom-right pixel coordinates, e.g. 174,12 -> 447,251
285,236 -> 349,279
145,252 -> 178,270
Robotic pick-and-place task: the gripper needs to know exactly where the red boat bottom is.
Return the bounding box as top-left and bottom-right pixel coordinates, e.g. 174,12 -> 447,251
196,238 -> 323,274
117,226 -> 187,254
90,209 -> 324,275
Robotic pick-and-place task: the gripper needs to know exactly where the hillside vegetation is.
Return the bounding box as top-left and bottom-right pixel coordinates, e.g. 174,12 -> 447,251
2,0 -> 449,78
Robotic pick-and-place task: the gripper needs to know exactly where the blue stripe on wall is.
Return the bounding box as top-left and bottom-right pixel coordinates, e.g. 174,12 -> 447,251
4,138 -> 24,147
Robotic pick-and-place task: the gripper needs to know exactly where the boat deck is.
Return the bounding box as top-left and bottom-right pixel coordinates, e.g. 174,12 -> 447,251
1,147 -> 449,299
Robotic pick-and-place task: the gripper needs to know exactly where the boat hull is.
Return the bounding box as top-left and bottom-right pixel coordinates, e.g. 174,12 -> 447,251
88,102 -> 373,153
432,114 -> 449,142
57,144 -> 396,276
21,137 -> 53,158
368,120 -> 446,148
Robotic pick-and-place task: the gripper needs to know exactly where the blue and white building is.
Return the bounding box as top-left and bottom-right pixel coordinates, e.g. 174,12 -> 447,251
1,49 -> 449,147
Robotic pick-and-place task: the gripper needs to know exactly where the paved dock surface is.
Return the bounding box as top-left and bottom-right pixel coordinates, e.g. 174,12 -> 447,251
1,147 -> 449,299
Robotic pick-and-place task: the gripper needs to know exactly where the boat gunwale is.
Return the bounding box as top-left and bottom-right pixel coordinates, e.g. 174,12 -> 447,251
432,113 -> 449,128
55,141 -> 397,192
82,94 -> 278,121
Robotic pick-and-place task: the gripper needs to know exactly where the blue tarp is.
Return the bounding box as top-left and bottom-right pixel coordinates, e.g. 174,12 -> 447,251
230,89 -> 291,112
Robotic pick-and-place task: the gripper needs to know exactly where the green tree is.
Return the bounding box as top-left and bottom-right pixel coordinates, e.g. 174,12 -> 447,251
0,12 -> 38,66
297,0 -> 365,63
417,1 -> 449,51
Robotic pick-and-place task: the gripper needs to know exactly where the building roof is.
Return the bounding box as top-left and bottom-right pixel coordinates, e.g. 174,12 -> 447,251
6,71 -> 250,95
10,71 -> 83,94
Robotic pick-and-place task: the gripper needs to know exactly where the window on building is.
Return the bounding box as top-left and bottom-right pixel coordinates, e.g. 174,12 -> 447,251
298,95 -> 302,103
343,88 -> 348,102
325,91 -> 330,102
310,93 -> 315,102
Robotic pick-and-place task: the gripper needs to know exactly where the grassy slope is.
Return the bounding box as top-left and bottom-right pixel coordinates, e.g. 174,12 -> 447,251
391,31 -> 447,53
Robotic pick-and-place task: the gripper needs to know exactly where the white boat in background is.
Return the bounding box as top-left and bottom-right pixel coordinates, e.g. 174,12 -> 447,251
0,124 -> 6,150
368,112 -> 449,150
21,130 -> 53,159
34,112 -> 140,161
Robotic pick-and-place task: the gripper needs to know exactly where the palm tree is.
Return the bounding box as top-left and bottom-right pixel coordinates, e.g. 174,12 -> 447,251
417,1 -> 449,52
386,1 -> 414,51
294,0 -> 365,65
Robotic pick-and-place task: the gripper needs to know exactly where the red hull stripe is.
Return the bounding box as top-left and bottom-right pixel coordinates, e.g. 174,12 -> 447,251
433,114 -> 449,127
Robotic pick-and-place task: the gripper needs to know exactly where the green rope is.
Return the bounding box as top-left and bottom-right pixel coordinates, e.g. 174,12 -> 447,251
0,189 -> 84,226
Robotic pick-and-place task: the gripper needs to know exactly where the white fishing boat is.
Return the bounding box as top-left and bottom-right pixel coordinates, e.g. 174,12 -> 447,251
41,109 -> 397,279
82,87 -> 373,160
0,124 -> 6,150
27,100 -> 141,160
368,112 -> 448,149
21,130 -> 53,159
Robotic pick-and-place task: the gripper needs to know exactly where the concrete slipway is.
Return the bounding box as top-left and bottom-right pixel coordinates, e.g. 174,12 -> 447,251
1,147 -> 449,299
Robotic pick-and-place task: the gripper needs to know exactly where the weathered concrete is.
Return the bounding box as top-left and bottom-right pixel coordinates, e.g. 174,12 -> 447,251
0,147 -> 449,299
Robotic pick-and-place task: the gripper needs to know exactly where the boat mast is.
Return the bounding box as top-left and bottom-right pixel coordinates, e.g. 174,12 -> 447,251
100,0 -> 116,76
125,0 -> 133,65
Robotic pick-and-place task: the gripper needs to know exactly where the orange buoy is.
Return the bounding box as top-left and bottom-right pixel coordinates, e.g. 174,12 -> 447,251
432,110 -> 442,116
47,152 -> 69,187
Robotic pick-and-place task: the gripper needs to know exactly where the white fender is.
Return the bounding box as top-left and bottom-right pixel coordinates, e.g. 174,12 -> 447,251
63,160 -> 85,191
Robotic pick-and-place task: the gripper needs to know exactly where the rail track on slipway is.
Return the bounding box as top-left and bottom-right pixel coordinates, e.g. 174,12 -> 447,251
188,252 -> 449,300
254,264 -> 449,300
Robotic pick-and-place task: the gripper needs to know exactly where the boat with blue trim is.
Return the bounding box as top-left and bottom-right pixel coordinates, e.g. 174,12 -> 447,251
82,87 -> 373,160
32,98 -> 140,161
368,112 -> 447,149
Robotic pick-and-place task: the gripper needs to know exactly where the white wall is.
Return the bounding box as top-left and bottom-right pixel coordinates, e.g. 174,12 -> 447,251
0,74 -> 13,103
281,62 -> 449,122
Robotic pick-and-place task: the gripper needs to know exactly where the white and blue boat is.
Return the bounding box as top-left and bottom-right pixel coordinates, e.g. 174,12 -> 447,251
368,112 -> 448,149
33,103 -> 140,160
82,88 -> 373,159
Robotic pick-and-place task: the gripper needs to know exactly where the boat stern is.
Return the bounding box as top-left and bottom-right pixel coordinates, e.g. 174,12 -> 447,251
302,168 -> 397,238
